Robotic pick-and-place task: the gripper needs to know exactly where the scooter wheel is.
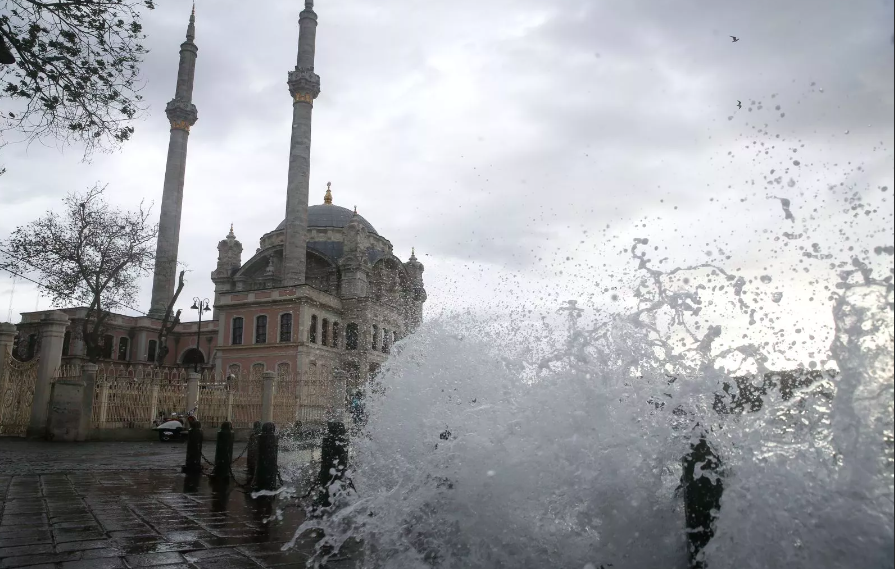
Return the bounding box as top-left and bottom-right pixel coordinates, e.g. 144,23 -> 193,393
159,431 -> 172,442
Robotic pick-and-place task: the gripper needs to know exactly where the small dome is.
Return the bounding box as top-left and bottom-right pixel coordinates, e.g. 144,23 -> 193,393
275,204 -> 378,235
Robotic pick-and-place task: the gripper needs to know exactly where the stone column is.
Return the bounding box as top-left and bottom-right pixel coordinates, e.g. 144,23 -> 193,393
79,363 -> 97,441
28,311 -> 69,438
331,369 -> 347,423
261,370 -> 276,423
186,372 -> 200,416
282,1 -> 321,286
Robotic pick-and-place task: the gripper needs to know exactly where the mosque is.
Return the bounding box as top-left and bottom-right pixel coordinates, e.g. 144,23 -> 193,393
13,1 -> 426,389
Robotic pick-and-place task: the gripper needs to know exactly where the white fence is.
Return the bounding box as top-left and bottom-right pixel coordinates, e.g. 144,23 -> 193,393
74,364 -> 341,430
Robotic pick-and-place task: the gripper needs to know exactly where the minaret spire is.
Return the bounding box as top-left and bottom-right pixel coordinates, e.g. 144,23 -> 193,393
282,0 -> 321,286
148,8 -> 200,318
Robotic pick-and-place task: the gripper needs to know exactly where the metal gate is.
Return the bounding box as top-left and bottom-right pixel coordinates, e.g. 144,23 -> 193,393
0,355 -> 39,436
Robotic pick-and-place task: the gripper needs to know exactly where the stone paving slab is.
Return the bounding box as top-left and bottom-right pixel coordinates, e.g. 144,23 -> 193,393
0,438 -> 354,569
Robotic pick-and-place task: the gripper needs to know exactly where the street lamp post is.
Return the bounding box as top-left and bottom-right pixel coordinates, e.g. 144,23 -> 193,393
190,297 -> 211,372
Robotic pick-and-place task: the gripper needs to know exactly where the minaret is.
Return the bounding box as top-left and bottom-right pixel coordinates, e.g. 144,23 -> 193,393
282,0 -> 321,286
148,6 -> 199,318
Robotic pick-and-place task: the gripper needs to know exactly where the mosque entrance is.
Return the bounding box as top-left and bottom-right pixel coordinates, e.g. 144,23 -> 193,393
181,348 -> 205,368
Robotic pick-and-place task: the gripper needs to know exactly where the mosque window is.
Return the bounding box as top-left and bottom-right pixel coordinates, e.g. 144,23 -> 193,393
372,325 -> 379,351
232,317 -> 244,345
382,329 -> 390,354
322,319 -> 329,346
279,313 -> 293,342
332,322 -> 340,349
393,330 -> 399,346
117,337 -> 129,361
255,315 -> 268,344
309,315 -> 318,344
102,335 -> 114,359
147,340 -> 157,362
227,363 -> 241,380
62,330 -> 71,356
346,323 -> 358,350
251,363 -> 265,378
277,362 -> 290,378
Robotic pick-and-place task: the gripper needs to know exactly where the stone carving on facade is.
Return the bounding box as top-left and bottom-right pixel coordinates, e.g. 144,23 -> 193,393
165,98 -> 198,131
288,67 -> 321,101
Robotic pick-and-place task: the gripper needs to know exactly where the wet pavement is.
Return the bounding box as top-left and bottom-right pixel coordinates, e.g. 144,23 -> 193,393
0,438 -> 352,568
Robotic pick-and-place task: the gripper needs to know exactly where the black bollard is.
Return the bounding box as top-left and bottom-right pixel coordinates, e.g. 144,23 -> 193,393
182,420 -> 204,475
316,420 -> 349,506
246,420 -> 262,478
212,421 -> 235,479
253,422 -> 279,492
682,435 -> 724,569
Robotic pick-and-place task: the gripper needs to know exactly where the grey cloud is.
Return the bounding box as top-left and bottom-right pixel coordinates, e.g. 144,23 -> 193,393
1,0 -> 893,320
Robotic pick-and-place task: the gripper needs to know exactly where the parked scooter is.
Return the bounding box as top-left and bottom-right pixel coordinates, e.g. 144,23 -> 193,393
152,413 -> 188,442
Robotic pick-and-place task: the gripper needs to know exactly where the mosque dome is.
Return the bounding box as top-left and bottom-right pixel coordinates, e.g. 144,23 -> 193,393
274,204 -> 378,236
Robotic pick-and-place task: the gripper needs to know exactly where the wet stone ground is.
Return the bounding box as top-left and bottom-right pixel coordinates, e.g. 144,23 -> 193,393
0,438 -> 351,569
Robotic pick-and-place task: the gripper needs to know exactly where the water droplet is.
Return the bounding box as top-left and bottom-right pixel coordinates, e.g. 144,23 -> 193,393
760,275 -> 773,284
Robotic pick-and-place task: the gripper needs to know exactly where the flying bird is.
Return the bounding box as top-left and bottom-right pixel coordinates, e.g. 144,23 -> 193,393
737,100 -> 742,109
730,36 -> 740,42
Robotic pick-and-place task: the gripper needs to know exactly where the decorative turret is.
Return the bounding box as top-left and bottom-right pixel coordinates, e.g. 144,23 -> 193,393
282,0 -> 322,286
340,208 -> 371,298
404,248 -> 426,330
148,5 -> 200,318
211,224 -> 242,318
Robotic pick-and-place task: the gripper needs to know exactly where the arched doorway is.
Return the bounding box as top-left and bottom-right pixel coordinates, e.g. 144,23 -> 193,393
182,348 -> 205,368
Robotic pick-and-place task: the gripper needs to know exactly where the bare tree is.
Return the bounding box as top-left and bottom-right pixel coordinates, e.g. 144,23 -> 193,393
0,0 -> 155,158
155,269 -> 184,366
0,184 -> 157,362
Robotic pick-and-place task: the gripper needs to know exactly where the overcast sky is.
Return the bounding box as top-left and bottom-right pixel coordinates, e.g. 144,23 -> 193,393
1,0 -> 893,363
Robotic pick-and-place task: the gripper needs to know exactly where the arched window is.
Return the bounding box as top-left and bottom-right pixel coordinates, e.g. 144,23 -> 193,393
279,313 -> 293,343
371,325 -> 379,351
332,322 -> 340,349
251,363 -> 265,378
309,315 -> 318,344
381,329 -> 390,354
393,330 -> 399,346
369,362 -> 381,381
321,318 -> 329,347
227,363 -> 241,380
182,348 -> 204,367
345,323 -> 358,350
102,335 -> 114,359
147,340 -> 158,363
62,330 -> 71,356
255,315 -> 268,344
232,317 -> 244,345
117,337 -> 129,361
276,362 -> 290,378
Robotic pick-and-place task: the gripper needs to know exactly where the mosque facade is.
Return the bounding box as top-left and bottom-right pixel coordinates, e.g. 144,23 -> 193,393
13,1 -> 426,390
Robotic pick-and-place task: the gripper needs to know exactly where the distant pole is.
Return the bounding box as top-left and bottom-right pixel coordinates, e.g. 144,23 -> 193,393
6,274 -> 16,322
189,297 -> 211,371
